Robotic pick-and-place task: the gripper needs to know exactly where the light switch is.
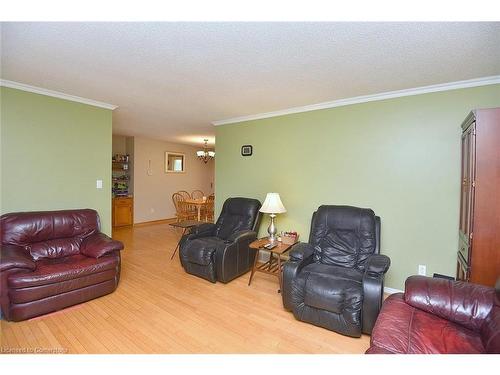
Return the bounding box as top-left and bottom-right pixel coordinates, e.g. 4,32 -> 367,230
96,180 -> 103,189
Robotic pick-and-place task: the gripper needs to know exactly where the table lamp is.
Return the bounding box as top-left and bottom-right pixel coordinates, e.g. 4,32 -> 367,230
260,193 -> 287,243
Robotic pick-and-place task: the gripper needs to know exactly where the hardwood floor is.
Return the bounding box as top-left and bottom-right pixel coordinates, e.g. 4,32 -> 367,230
0,222 -> 370,354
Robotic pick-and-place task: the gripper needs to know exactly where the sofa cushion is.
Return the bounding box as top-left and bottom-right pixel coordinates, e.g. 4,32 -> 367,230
9,269 -> 118,304
8,253 -> 120,289
184,237 -> 225,266
1,209 -> 99,247
28,237 -> 83,261
369,293 -> 485,354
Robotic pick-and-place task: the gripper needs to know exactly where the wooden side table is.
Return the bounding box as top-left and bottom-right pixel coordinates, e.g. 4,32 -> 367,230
248,237 -> 297,292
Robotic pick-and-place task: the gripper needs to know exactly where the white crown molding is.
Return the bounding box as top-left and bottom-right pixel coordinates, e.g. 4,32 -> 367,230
0,79 -> 118,110
384,287 -> 404,295
212,75 -> 500,126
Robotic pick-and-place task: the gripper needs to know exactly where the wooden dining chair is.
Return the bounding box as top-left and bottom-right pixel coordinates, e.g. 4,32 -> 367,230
205,194 -> 215,222
172,192 -> 185,222
172,193 -> 196,221
178,201 -> 197,221
191,190 -> 204,199
178,190 -> 191,200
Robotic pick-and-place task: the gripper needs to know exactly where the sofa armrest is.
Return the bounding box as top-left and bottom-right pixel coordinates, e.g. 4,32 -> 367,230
405,275 -> 495,332
80,233 -> 124,259
364,254 -> 391,276
0,245 -> 36,272
288,242 -> 315,261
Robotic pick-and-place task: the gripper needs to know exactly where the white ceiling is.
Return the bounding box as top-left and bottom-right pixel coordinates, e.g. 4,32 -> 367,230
1,22 -> 500,146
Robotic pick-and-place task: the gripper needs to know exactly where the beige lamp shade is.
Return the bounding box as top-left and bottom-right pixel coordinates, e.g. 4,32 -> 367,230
260,193 -> 287,214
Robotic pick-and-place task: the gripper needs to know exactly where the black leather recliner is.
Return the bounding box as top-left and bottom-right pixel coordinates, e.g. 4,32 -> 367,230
179,197 -> 261,283
282,205 -> 390,337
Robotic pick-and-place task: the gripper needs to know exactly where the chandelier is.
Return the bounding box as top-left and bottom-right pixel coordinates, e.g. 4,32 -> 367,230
196,139 -> 215,163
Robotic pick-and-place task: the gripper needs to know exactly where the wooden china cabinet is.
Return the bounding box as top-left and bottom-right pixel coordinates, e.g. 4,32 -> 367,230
112,197 -> 133,227
112,154 -> 133,227
456,108 -> 500,287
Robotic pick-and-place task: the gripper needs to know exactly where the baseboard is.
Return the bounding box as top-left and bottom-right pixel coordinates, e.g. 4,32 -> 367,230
384,286 -> 404,295
133,218 -> 177,227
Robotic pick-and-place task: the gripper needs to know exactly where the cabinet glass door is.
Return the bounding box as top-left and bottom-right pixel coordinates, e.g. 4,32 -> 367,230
459,123 -> 475,244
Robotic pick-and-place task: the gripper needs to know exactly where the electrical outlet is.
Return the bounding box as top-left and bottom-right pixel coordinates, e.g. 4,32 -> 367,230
150,208 -> 155,213
96,180 -> 103,189
418,265 -> 427,276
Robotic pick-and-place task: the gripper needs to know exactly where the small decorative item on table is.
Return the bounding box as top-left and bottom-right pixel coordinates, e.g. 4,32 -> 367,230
280,231 -> 299,245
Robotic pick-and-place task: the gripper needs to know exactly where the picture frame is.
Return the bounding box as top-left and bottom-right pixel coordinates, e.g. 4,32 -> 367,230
241,145 -> 253,156
165,152 -> 186,173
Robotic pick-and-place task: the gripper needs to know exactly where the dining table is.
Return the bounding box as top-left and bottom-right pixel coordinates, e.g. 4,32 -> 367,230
183,198 -> 210,221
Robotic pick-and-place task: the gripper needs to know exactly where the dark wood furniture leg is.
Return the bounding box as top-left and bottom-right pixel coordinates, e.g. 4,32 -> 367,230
170,227 -> 188,260
277,255 -> 283,293
248,248 -> 260,286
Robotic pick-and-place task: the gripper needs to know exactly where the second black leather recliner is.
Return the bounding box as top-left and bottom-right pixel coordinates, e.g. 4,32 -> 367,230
282,205 -> 390,337
179,197 -> 261,283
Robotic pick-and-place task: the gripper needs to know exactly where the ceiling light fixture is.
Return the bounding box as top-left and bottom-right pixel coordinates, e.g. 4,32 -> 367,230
196,139 -> 215,163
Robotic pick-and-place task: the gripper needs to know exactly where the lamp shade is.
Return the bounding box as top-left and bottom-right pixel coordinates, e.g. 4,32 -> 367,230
260,193 -> 287,214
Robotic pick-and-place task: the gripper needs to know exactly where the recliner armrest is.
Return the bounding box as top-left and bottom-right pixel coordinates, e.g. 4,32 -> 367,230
0,245 -> 36,272
364,254 -> 390,276
226,230 -> 257,243
80,233 -> 124,258
361,256 -> 389,335
282,242 -> 315,311
289,242 -> 315,261
187,223 -> 216,240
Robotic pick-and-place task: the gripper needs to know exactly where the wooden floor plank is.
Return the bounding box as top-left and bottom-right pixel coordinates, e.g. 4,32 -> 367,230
0,222 -> 370,353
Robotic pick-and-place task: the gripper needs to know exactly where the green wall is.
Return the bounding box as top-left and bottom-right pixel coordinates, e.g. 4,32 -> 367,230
215,84 -> 500,290
1,87 -> 113,235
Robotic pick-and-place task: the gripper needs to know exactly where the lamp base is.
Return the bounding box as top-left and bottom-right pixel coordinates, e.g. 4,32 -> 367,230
267,214 -> 277,243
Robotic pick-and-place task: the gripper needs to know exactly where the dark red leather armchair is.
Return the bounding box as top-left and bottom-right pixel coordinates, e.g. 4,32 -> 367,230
366,275 -> 500,354
0,209 -> 123,321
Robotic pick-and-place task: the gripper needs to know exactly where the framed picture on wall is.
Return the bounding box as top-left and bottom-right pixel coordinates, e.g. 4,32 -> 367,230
241,145 -> 253,156
165,152 -> 186,173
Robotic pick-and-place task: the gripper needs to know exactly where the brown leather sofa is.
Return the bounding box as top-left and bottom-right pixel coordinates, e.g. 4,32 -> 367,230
366,275 -> 500,354
0,209 -> 123,321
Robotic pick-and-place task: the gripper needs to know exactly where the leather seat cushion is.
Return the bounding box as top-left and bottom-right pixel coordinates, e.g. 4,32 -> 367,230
302,263 -> 362,313
370,293 -> 485,354
8,253 -> 120,289
184,237 -> 226,266
9,269 -> 118,304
